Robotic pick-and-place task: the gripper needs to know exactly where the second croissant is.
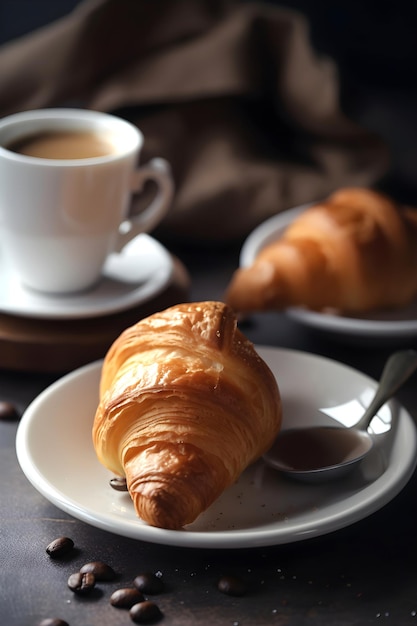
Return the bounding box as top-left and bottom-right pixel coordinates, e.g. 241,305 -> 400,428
225,187 -> 417,315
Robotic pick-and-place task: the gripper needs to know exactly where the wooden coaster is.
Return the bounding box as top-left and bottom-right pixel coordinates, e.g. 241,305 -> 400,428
0,256 -> 190,374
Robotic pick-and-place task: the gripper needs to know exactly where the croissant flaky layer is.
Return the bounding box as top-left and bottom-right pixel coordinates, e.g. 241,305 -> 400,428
93,301 -> 282,530
225,187 -> 417,314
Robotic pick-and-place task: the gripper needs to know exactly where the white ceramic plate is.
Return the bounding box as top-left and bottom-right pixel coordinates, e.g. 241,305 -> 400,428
0,234 -> 173,320
16,347 -> 417,549
240,206 -> 417,341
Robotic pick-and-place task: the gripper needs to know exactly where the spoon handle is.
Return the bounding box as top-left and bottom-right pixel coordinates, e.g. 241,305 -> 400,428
356,349 -> 417,432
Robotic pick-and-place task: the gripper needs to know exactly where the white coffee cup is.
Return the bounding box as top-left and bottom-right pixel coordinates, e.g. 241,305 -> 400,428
0,108 -> 174,294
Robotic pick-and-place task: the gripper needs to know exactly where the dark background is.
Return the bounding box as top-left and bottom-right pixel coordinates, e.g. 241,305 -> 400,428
0,0 -> 416,205
2,1 -> 415,92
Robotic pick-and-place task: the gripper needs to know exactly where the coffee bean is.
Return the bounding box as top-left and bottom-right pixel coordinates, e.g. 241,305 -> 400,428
109,476 -> 128,491
129,600 -> 163,624
79,561 -> 116,581
217,575 -> 247,596
38,620 -> 69,626
67,572 -> 96,595
110,588 -> 145,609
46,537 -> 74,559
133,572 -> 164,594
0,401 -> 20,421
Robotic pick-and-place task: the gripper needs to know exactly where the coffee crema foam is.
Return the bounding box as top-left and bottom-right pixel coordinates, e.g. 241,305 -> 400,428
6,130 -> 115,160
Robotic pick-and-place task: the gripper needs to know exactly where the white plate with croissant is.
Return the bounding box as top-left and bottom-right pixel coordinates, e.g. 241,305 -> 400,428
16,345 -> 417,549
226,188 -> 417,341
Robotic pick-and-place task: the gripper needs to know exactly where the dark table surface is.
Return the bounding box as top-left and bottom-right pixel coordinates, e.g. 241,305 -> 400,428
1,236 -> 417,626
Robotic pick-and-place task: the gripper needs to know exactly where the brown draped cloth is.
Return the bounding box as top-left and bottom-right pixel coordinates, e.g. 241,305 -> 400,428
0,0 -> 388,244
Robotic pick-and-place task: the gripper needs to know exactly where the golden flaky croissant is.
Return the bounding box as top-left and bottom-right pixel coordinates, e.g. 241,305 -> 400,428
225,188 -> 417,314
92,301 -> 282,530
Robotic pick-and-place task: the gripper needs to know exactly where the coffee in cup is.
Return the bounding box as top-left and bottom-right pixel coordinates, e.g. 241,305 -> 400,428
6,129 -> 115,160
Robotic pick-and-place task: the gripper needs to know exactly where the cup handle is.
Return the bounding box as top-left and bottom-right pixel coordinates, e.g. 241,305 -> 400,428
115,157 -> 174,251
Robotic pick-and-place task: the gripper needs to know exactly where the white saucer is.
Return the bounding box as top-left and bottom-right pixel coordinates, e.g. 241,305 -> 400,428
0,234 -> 173,320
240,206 -> 417,342
16,347 -> 417,549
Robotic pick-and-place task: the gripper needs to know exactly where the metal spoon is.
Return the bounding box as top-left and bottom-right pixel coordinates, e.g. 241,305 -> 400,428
263,349 -> 417,483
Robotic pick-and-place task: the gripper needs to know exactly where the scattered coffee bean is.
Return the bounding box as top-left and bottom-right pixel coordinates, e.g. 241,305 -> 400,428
133,572 -> 164,594
129,600 -> 163,624
67,572 -> 96,595
38,620 -> 69,626
0,400 -> 20,421
110,587 -> 145,609
109,476 -> 128,491
46,537 -> 74,559
79,560 -> 116,581
217,575 -> 247,596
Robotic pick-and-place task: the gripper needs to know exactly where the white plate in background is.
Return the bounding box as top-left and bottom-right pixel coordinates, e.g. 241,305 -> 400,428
240,206 -> 417,341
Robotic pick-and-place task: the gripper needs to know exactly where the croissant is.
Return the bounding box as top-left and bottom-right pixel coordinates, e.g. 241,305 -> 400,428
225,187 -> 417,314
92,301 -> 282,530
